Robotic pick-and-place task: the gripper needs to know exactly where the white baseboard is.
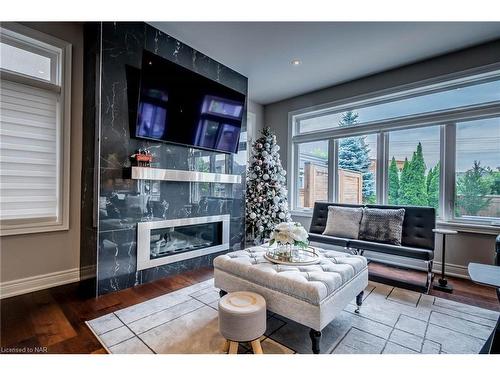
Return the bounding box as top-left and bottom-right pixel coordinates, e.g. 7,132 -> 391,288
431,261 -> 470,279
0,268 -> 80,299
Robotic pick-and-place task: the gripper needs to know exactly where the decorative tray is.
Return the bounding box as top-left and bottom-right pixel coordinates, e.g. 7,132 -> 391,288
264,247 -> 321,266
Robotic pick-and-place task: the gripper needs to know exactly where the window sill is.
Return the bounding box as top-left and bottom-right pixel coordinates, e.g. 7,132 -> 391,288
436,221 -> 500,236
291,210 -> 313,218
0,222 -> 69,237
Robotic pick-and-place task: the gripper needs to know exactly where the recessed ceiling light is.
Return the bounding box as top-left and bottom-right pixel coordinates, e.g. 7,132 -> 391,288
290,59 -> 302,66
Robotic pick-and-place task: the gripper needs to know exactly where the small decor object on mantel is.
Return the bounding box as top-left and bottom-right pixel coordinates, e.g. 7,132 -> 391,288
131,148 -> 153,167
264,222 -> 319,266
246,127 -> 291,244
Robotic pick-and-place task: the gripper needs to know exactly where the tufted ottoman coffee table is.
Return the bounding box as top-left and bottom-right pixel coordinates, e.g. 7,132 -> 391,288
214,245 -> 368,354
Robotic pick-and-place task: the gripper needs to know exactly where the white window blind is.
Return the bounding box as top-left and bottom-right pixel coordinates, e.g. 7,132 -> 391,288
0,80 -> 59,221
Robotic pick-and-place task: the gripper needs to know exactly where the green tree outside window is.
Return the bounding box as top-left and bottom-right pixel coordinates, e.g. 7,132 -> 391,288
388,156 -> 400,205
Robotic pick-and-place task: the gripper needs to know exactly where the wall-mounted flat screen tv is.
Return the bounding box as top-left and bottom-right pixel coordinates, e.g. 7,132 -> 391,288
134,50 -> 246,154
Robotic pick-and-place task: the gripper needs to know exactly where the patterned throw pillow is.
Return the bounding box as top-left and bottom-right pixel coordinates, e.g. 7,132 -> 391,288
359,208 -> 406,245
322,206 -> 364,239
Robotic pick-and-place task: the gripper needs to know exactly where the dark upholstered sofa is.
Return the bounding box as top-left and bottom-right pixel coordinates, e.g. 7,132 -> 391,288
308,202 -> 436,292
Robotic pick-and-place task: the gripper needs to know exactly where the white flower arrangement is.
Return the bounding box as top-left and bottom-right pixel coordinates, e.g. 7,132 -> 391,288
269,222 -> 309,248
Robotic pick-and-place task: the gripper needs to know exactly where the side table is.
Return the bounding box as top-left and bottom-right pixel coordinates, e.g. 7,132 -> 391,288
433,228 -> 458,293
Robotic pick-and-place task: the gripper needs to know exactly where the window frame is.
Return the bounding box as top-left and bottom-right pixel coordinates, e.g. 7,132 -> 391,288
288,64 -> 500,232
0,23 -> 72,236
294,139 -> 330,210
451,118 -> 500,224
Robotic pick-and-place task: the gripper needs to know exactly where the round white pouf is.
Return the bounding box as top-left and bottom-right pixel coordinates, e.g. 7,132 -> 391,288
218,291 -> 266,354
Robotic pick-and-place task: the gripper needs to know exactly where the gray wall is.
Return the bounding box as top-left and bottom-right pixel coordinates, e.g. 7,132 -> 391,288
265,39 -> 500,277
0,22 -> 83,284
247,99 -> 265,143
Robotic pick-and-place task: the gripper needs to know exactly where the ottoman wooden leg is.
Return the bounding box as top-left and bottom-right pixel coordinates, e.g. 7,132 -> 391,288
355,290 -> 364,313
228,341 -> 239,354
222,340 -> 230,353
251,339 -> 263,354
309,329 -> 322,354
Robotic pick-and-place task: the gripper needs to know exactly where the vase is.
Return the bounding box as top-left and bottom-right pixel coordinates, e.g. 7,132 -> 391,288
276,243 -> 295,260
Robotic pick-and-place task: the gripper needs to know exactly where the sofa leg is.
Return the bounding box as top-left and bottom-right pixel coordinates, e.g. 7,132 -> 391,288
355,290 -> 364,313
426,261 -> 433,294
309,329 -> 322,354
219,290 -> 227,298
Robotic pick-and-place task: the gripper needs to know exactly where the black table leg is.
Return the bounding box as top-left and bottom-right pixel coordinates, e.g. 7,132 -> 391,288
439,234 -> 448,287
434,234 -> 453,293
309,329 -> 321,354
355,290 -> 364,313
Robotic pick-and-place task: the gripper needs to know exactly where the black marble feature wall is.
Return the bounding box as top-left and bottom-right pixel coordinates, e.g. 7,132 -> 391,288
79,23 -> 100,294
81,22 -> 248,296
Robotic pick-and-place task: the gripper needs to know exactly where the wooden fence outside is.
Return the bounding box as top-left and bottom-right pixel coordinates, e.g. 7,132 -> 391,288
299,162 -> 363,208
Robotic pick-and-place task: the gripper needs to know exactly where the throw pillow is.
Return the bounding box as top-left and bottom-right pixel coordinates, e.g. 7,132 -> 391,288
359,208 -> 406,245
322,206 -> 364,239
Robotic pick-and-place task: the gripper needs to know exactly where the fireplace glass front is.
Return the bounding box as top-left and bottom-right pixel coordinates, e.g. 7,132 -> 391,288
149,222 -> 223,260
136,215 -> 230,271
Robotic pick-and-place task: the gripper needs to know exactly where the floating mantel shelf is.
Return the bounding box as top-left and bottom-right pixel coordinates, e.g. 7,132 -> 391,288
131,166 -> 242,184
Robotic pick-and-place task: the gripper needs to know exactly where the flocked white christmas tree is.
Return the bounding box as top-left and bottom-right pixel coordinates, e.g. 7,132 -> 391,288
246,127 -> 291,243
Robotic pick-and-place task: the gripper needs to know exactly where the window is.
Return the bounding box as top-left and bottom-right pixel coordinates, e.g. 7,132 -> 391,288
296,140 -> 328,209
0,24 -> 71,235
387,126 -> 440,214
338,133 -> 377,204
0,42 -> 52,82
455,118 -> 500,222
290,67 -> 500,227
296,72 -> 500,134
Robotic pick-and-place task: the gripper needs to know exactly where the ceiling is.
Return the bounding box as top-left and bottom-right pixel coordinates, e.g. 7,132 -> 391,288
150,22 -> 500,105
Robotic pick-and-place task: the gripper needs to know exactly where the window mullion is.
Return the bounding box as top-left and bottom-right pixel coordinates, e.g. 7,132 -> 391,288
441,123 -> 456,221
377,132 -> 388,205
329,139 -> 337,202
292,142 -> 299,210
0,71 -> 61,93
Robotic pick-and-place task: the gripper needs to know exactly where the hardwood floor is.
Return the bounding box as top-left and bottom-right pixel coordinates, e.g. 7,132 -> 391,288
369,262 -> 500,311
0,264 -> 498,354
0,267 -> 214,354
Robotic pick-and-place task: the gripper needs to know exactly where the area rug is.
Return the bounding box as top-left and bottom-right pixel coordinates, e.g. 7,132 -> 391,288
86,279 -> 499,354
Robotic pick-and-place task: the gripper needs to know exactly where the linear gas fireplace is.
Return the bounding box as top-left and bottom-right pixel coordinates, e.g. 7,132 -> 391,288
136,215 -> 230,271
